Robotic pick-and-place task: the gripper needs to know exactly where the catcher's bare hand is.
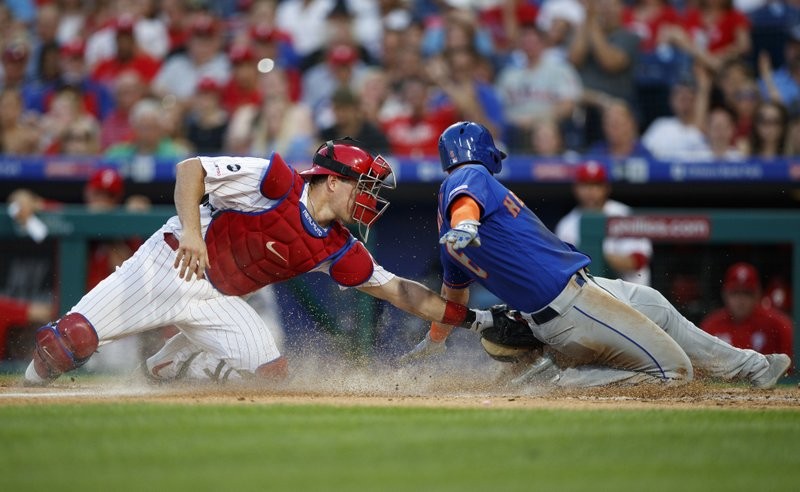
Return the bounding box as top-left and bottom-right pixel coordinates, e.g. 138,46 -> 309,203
399,333 -> 446,363
174,232 -> 209,281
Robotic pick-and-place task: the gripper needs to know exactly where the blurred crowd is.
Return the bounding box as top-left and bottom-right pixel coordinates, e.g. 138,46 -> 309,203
0,0 -> 799,165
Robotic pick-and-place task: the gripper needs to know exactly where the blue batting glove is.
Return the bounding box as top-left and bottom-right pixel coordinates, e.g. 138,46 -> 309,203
439,220 -> 481,249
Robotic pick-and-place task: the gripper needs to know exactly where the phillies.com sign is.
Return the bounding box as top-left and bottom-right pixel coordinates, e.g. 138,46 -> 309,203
606,216 -> 711,241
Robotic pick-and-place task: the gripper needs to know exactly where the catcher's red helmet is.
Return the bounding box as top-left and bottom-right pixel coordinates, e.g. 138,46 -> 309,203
301,139 -> 395,241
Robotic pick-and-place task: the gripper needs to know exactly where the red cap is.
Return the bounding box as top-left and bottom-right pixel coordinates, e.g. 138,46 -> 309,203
229,44 -> 255,64
86,168 -> 124,197
196,76 -> 221,93
114,14 -> 136,34
190,16 -> 219,37
251,24 -> 278,43
60,39 -> 86,58
3,41 -> 29,62
575,162 -> 608,183
723,262 -> 761,293
763,279 -> 792,312
327,44 -> 358,66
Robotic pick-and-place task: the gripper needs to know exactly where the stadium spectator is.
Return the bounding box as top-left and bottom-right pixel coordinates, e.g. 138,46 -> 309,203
785,112 -> 800,154
0,39 -> 31,91
701,262 -> 793,361
621,0 -> 681,53
28,39 -> 114,122
748,1 -> 800,70
745,99 -> 790,158
100,70 -> 147,150
536,0 -> 585,60
381,12 -> 426,89
27,3 -> 60,81
427,46 -> 506,143
249,22 -> 302,101
185,77 -> 229,154
358,68 -> 395,128
38,86 -> 100,156
151,14 -> 230,103
496,22 -> 582,152
91,15 -> 162,87
105,98 -> 189,162
555,161 -> 653,285
302,42 -> 369,129
420,2 -> 495,62
642,75 -> 710,160
226,66 -> 315,160
319,87 -> 391,155
586,101 -> 653,159
691,65 -> 746,160
275,0 -> 336,67
220,45 -> 263,114
58,117 -> 102,157
661,0 -> 751,73
0,88 -> 39,155
84,5 -> 169,70
758,26 -> 800,114
706,106 -> 747,159
382,76 -> 457,158
530,118 -> 580,158
55,0 -> 88,45
568,0 -> 640,148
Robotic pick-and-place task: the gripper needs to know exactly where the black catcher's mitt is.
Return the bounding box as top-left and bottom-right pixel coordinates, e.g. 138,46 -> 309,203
480,305 -> 545,363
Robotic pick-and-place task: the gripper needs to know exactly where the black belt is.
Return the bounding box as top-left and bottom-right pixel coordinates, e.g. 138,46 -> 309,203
530,271 -> 587,325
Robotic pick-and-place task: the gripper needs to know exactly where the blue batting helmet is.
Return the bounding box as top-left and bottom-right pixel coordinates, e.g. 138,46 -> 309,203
438,121 -> 506,174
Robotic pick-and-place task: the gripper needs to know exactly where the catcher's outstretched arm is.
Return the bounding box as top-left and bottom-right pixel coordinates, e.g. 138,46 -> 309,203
358,277 -> 488,330
429,284 -> 469,342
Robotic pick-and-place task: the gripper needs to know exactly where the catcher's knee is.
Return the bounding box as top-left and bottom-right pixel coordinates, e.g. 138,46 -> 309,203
32,313 -> 99,379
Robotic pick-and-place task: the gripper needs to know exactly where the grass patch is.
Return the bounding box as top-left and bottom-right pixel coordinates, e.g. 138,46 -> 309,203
1,403 -> 799,492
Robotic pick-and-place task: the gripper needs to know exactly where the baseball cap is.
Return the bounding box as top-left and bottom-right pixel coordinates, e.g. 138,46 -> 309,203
3,41 -> 29,63
251,23 -> 278,43
114,14 -> 136,34
60,39 -> 85,58
86,168 -> 124,197
574,162 -> 608,183
190,16 -> 219,37
196,76 -> 221,93
723,262 -> 761,294
229,44 -> 255,64
327,44 -> 358,66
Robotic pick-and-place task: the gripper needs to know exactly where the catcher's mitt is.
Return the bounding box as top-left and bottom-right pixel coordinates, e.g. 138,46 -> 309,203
480,305 -> 545,363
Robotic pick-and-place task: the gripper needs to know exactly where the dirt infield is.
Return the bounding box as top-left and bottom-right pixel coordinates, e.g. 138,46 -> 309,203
2,368 -> 799,410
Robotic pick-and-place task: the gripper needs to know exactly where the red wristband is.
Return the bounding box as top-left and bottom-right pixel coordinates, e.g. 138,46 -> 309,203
441,300 -> 468,326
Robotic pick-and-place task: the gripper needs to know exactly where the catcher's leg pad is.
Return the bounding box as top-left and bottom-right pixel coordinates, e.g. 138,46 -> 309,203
32,313 -> 98,378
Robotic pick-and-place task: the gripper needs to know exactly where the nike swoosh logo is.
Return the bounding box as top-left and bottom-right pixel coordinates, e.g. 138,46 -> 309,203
266,241 -> 288,263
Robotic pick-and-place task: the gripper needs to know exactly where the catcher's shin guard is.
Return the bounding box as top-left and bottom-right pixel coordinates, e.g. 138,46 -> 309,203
31,313 -> 99,381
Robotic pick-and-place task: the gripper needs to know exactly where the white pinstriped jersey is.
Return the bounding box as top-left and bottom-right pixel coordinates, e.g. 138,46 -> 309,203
164,155 -> 395,288
63,154 -> 394,381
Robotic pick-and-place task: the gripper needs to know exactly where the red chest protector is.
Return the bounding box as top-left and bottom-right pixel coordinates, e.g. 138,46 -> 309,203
204,154 -> 374,296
